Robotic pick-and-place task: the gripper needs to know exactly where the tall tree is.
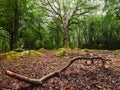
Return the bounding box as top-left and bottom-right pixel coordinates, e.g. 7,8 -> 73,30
20,1 -> 46,49
0,0 -> 29,50
35,0 -> 98,48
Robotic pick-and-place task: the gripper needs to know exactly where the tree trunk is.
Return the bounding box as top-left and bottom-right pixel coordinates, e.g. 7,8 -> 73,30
63,19 -> 69,48
10,0 -> 19,50
10,34 -> 18,50
14,0 -> 19,49
77,29 -> 81,48
10,35 -> 14,50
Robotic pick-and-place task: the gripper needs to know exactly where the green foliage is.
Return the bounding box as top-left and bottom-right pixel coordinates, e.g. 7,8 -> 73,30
0,0 -> 120,50
104,0 -> 120,19
81,15 -> 120,49
0,0 -> 31,50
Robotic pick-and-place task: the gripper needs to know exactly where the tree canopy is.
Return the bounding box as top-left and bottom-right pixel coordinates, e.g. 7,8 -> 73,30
0,0 -> 120,51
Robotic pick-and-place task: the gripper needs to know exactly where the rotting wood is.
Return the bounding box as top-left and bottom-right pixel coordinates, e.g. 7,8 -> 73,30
6,56 -> 111,85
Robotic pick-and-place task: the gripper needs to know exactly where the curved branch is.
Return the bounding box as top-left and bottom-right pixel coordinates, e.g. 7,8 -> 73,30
46,0 -> 57,13
6,56 -> 111,85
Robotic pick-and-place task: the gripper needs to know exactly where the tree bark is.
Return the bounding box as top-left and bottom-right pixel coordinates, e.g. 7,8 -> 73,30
6,56 -> 111,85
10,0 -> 19,50
10,34 -> 14,50
63,19 -> 69,48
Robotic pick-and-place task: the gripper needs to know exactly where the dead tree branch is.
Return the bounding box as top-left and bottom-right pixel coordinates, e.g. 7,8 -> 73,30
6,56 -> 111,85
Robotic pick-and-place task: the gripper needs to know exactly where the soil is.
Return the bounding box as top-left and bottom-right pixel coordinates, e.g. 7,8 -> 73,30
0,49 -> 120,90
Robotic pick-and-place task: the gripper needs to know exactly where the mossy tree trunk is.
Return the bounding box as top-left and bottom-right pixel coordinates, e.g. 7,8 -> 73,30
63,18 -> 69,48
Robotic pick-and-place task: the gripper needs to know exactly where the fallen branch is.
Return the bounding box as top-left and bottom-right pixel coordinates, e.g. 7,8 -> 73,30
6,56 -> 111,85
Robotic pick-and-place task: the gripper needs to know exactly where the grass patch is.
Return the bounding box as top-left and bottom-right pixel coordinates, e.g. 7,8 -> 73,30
0,53 -> 6,60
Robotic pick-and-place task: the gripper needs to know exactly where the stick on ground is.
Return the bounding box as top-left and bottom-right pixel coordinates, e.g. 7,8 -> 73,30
6,56 -> 111,85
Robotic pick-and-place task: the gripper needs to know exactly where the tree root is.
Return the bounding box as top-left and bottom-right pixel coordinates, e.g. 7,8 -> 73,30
6,56 -> 111,85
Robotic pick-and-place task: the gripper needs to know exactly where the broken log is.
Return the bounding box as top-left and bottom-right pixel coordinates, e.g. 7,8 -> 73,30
6,56 -> 111,85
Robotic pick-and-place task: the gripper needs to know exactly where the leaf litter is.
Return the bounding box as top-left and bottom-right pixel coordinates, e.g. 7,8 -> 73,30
0,50 -> 120,90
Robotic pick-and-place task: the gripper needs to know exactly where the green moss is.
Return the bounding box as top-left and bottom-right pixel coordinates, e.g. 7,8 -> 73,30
80,49 -> 90,52
39,48 -> 46,50
74,48 -> 80,50
1,50 -> 44,60
51,63 -> 58,67
84,49 -> 90,52
115,49 -> 120,52
28,50 -> 44,56
13,48 -> 24,52
5,51 -> 21,59
54,48 -> 67,57
0,53 -> 6,60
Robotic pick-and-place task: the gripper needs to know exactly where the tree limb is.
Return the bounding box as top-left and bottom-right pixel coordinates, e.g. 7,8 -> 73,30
46,0 -> 58,15
36,0 -> 62,23
6,56 -> 110,85
67,0 -> 87,27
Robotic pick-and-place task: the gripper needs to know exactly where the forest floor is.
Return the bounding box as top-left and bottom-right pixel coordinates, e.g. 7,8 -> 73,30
0,49 -> 120,90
